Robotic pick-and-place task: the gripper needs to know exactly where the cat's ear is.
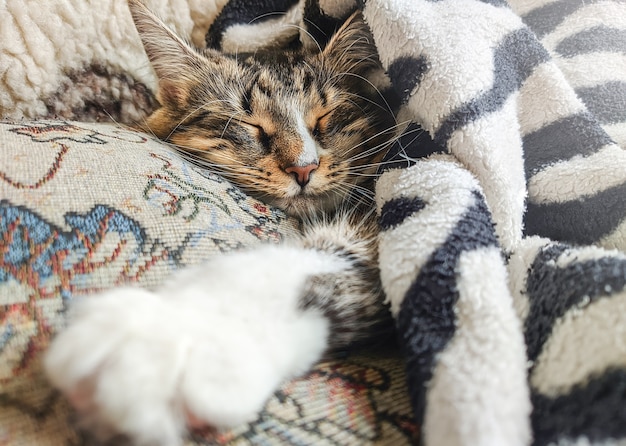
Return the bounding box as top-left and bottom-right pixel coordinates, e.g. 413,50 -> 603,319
321,11 -> 380,76
128,0 -> 212,107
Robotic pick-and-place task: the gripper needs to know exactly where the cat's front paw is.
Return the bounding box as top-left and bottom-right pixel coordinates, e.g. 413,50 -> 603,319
45,247 -> 332,445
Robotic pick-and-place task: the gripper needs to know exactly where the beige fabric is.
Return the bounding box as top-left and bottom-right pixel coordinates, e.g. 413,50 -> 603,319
0,120 -> 415,445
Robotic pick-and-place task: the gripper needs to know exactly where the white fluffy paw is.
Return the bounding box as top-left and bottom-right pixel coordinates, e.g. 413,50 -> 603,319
45,246 -> 335,445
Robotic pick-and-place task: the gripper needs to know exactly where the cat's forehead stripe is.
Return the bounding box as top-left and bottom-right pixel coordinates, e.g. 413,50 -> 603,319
256,80 -> 273,98
295,113 -> 319,166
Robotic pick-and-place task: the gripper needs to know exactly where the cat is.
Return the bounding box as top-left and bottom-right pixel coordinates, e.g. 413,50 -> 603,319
44,1 -> 401,444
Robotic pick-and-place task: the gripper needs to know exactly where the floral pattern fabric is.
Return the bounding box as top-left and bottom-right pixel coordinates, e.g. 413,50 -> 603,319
0,120 -> 416,445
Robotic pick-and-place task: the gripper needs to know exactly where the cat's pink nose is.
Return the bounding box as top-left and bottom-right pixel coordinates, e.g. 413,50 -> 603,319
285,163 -> 318,187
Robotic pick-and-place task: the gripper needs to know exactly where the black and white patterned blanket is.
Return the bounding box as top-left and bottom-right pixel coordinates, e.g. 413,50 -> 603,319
3,0 -> 626,444
209,1 -> 626,445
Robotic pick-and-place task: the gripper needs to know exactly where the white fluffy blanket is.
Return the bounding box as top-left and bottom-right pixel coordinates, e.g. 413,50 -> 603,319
2,0 -> 626,445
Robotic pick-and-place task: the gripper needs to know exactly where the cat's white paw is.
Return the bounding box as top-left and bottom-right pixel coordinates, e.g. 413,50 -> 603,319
45,246 -> 338,446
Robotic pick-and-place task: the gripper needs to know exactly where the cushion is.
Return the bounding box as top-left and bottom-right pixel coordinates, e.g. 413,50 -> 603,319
0,119 -> 416,445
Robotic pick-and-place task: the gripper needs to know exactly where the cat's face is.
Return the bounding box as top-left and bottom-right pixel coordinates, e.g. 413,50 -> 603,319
129,0 -> 396,217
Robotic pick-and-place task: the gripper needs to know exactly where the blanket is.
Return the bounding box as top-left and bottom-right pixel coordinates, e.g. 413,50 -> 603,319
2,0 -> 626,445
364,1 -> 626,444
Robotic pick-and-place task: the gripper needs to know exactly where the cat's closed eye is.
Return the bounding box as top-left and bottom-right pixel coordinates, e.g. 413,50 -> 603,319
136,7 -> 397,217
311,112 -> 327,137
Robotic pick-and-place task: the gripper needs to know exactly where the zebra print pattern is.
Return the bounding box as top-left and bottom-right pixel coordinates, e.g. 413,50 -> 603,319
515,0 -> 626,149
376,157 -> 532,445
364,0 -> 626,253
511,0 -> 626,249
208,0 -> 626,444
365,0 -> 626,444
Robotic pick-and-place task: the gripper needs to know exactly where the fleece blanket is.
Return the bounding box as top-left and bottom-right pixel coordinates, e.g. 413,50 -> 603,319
2,0 -> 626,445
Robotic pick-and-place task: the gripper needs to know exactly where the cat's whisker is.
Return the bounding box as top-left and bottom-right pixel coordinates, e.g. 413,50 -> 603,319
368,123 -> 430,167
201,99 -> 239,112
128,99 -> 185,143
346,119 -> 420,157
172,144 -> 247,164
213,165 -> 267,177
152,142 -> 269,183
345,160 -> 388,171
341,120 -> 412,162
100,108 -> 130,131
340,95 -> 375,116
247,11 -> 289,24
220,111 -> 245,139
344,56 -> 378,79
135,132 -> 194,155
165,99 -> 236,142
177,157 -> 248,173
341,90 -> 394,117
136,116 -> 161,140
362,205 -> 378,222
332,181 -> 375,203
166,145 -> 272,180
185,161 -> 267,179
327,71 -> 396,121
156,141 -> 222,161
283,23 -> 323,53
349,185 -> 376,201
346,157 -> 413,173
344,139 -> 391,164
175,161 -> 263,180
302,60 -> 319,83
343,171 -> 380,177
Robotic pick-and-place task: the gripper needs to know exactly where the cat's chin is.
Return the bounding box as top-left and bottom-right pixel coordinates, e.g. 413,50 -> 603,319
274,194 -> 343,218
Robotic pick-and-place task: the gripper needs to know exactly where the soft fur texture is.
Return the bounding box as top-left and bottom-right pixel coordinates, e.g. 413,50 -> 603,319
45,208 -> 389,444
3,0 -> 626,445
46,245 -> 335,445
129,0 -> 396,217
44,3 -> 396,444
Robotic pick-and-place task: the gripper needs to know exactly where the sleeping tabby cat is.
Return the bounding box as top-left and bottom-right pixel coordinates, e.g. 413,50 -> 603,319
45,1 -> 400,444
